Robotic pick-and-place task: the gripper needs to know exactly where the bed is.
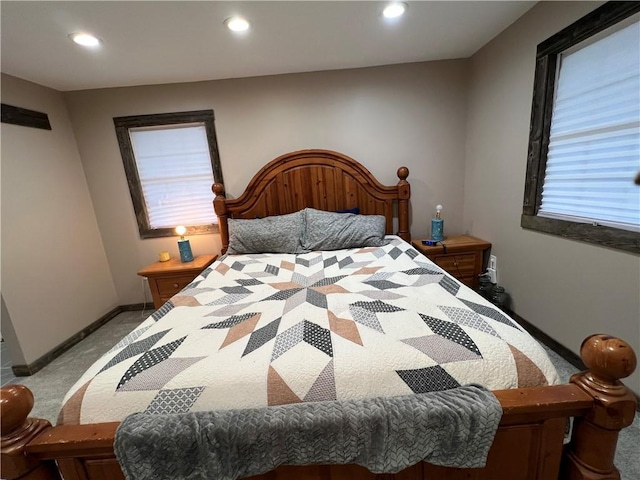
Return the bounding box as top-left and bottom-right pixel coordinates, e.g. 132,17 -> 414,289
1,149 -> 636,480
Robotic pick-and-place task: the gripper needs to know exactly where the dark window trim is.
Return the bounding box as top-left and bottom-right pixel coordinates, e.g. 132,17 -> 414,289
522,1 -> 640,255
114,110 -> 223,239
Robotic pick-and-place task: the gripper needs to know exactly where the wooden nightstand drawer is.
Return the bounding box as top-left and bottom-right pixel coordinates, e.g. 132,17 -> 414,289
411,236 -> 491,290
156,275 -> 196,296
433,253 -> 476,277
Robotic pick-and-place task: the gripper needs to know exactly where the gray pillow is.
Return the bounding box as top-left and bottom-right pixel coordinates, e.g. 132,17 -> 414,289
227,211 -> 307,255
303,208 -> 388,251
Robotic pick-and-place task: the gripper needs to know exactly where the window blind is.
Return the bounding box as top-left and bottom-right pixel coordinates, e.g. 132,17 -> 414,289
540,20 -> 640,232
129,123 -> 217,229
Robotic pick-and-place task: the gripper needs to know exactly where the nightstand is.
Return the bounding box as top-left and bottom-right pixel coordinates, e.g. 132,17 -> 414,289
137,254 -> 218,309
411,235 -> 491,289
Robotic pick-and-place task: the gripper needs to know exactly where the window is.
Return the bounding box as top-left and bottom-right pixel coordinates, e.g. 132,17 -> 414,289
522,2 -> 640,254
114,110 -> 223,239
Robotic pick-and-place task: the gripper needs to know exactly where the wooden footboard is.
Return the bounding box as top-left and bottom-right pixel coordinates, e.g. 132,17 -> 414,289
2,334 -> 636,480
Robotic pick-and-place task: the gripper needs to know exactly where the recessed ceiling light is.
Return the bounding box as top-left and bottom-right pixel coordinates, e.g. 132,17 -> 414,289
383,3 -> 407,19
69,32 -> 102,47
224,16 -> 250,33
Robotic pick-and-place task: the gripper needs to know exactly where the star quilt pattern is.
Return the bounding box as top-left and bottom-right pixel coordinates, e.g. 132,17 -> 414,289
59,237 -> 559,425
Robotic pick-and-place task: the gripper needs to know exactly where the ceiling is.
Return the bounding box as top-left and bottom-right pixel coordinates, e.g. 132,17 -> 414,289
1,1 -> 536,92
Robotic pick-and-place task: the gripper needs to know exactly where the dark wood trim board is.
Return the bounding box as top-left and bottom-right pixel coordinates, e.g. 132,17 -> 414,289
119,303 -> 151,312
1,103 -> 52,130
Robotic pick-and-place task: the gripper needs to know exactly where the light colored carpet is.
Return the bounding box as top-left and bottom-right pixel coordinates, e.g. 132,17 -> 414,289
4,311 -> 639,479
11,310 -> 148,423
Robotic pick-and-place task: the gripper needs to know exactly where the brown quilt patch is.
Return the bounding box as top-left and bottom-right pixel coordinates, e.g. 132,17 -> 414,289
215,263 -> 230,275
328,311 -> 363,346
313,285 -> 349,295
220,314 -> 261,348
270,282 -> 301,291
171,295 -> 202,307
267,366 -> 302,406
508,344 -> 548,388
281,261 -> 295,271
57,380 -> 91,425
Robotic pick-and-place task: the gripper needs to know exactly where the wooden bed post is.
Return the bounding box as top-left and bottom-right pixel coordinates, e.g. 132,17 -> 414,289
213,183 -> 229,255
396,167 -> 410,242
562,334 -> 637,480
1,384 -> 61,479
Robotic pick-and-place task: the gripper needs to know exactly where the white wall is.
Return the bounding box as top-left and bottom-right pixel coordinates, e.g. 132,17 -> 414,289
464,1 -> 639,392
63,61 -> 470,304
1,74 -> 118,365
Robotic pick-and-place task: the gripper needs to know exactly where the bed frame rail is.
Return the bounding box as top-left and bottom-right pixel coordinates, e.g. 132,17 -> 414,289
1,334 -> 635,480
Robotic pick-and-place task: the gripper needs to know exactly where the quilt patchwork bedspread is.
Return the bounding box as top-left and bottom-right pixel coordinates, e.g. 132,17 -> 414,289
60,237 -> 559,425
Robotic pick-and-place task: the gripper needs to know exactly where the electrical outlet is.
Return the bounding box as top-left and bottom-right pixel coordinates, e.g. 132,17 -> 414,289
487,268 -> 497,284
489,255 -> 497,271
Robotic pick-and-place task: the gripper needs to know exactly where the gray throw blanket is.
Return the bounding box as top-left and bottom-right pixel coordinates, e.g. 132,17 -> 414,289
114,385 -> 502,480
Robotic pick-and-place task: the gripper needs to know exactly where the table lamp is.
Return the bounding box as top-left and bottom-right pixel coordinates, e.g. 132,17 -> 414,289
175,226 -> 194,263
430,204 -> 444,242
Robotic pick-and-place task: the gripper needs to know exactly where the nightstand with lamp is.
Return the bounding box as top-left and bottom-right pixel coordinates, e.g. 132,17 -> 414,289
411,204 -> 491,290
137,225 -> 217,309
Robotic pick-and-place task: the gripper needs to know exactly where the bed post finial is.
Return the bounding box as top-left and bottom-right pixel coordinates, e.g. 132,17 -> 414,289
562,334 -> 637,480
396,167 -> 410,242
1,384 -> 61,479
213,183 -> 230,255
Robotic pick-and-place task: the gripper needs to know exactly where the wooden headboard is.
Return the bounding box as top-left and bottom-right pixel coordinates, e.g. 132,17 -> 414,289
213,149 -> 410,254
